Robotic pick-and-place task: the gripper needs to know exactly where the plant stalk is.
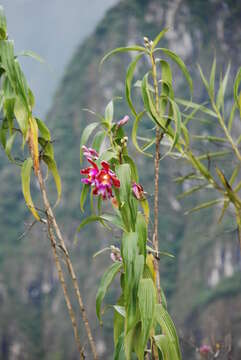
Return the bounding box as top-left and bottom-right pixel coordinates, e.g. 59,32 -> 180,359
47,222 -> 85,359
150,51 -> 162,305
36,167 -> 98,360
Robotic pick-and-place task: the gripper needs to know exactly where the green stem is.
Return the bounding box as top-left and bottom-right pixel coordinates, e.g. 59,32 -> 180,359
150,51 -> 162,305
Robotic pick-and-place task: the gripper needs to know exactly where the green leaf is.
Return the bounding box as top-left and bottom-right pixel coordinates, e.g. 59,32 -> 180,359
17,50 -> 45,63
184,199 -> 222,215
80,122 -> 99,163
177,184 -> 207,200
101,213 -> 125,231
116,163 -> 132,203
209,58 -> 216,99
140,199 -> 150,224
192,135 -> 226,143
76,213 -> 123,233
121,232 -> 138,299
14,97 -> 29,137
5,132 -> 17,159
28,88 -> 35,109
176,98 -> 217,118
80,183 -> 90,212
152,28 -> 169,49
198,64 -> 210,93
105,99 -> 114,125
100,46 -> 146,68
136,212 -> 147,257
36,118 -> 51,141
21,157 -> 40,220
154,334 -> 171,360
138,278 -> 156,347
114,333 -> 125,360
155,304 -> 181,360
76,215 -> 104,232
92,130 -> 106,153
126,255 -> 144,334
216,63 -> 230,110
0,6 -> 7,40
123,154 -> 139,182
96,262 -> 122,323
156,48 -> 193,93
113,305 -> 126,318
218,199 -> 230,224
132,322 -> 145,360
132,111 -> 153,157
234,67 -> 241,109
125,53 -> 144,116
142,73 -> 165,129
0,40 -> 30,112
168,99 -> 181,152
228,102 -> 237,132
43,155 -> 62,205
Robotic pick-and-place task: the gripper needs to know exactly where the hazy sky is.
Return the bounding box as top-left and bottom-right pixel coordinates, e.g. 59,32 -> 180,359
1,0 -> 119,117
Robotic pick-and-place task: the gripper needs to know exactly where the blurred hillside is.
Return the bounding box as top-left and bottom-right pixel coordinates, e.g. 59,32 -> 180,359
0,0 -> 241,359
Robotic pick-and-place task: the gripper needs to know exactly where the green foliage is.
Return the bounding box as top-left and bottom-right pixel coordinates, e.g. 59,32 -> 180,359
0,8 -> 61,219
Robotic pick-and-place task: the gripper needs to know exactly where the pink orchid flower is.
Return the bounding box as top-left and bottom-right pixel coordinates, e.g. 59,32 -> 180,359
81,159 -> 120,200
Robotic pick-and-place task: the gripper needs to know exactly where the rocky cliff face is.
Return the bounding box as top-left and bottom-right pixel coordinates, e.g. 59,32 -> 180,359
1,0 -> 241,359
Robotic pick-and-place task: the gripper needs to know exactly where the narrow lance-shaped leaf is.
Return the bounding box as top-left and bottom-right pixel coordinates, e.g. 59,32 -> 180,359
168,99 -> 181,152
151,28 -> 169,49
80,183 -> 90,213
14,96 -> 29,139
209,58 -> 216,99
5,132 -> 17,160
0,5 -> 7,40
92,130 -> 106,153
138,278 -> 156,347
125,53 -> 144,116
155,48 -> 193,94
234,67 -> 241,110
132,111 -> 152,157
105,99 -> 114,125
43,155 -> 62,205
177,184 -> 207,200
17,50 -> 45,63
123,155 -> 139,182
154,335 -> 171,360
176,98 -> 217,118
100,46 -> 147,68
136,211 -> 147,257
96,262 -> 122,323
114,333 -> 126,360
21,157 -> 40,220
142,73 -> 166,129
198,64 -> 210,93
216,63 -> 230,110
155,304 -> 181,360
36,118 -> 51,141
184,199 -> 223,215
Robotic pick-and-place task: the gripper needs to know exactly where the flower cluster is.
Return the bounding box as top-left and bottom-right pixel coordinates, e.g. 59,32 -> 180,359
80,146 -> 120,200
198,344 -> 212,357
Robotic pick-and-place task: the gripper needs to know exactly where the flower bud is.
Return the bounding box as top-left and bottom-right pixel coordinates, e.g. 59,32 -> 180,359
117,115 -> 129,127
132,182 -> 145,200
